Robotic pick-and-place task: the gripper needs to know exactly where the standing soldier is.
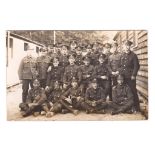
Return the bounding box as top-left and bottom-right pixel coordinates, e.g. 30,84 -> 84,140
103,43 -> 112,58
120,40 -> 140,112
84,78 -> 107,114
89,42 -> 100,66
59,44 -> 69,73
103,43 -> 112,100
93,54 -> 110,99
75,46 -> 84,66
98,42 -> 104,55
36,48 -> 51,88
45,57 -> 63,93
55,43 -> 62,56
19,79 -> 51,117
63,54 -> 81,88
70,40 -> 77,54
80,56 -> 94,94
108,42 -> 122,86
18,45 -> 38,103
109,75 -> 134,115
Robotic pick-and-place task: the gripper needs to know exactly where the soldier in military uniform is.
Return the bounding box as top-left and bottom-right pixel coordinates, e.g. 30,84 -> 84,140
87,42 -> 100,66
109,74 -> 134,115
19,79 -> 51,117
18,45 -> 38,103
80,56 -> 94,94
108,42 -> 121,86
61,77 -> 84,114
93,54 -> 110,99
83,79 -> 107,114
98,42 -> 104,55
75,46 -> 84,66
102,43 -> 112,100
36,48 -> 51,88
59,44 -> 69,73
63,54 -> 81,88
120,40 -> 140,112
55,43 -> 62,56
103,43 -> 112,58
70,40 -> 77,54
45,57 -> 63,93
47,81 -> 63,116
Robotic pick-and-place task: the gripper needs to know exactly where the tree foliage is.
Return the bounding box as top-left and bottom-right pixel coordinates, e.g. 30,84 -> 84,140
10,30 -> 109,46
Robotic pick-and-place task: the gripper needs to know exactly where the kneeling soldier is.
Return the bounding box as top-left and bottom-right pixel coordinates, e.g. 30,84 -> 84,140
109,74 -> 134,115
84,78 -> 107,114
19,79 -> 51,117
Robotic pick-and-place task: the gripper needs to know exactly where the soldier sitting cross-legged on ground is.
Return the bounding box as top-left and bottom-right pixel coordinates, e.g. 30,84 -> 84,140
61,77 -> 86,115
83,78 -> 108,114
19,79 -> 52,117
109,74 -> 134,115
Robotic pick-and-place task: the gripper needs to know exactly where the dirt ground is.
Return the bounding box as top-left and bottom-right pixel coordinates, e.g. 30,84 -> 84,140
7,84 -> 146,121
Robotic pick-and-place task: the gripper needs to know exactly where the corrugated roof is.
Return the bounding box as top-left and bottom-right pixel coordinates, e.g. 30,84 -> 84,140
7,32 -> 45,47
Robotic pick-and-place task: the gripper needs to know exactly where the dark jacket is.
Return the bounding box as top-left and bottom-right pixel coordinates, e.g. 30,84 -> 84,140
108,52 -> 122,73
26,87 -> 47,105
120,51 -> 140,78
85,87 -> 106,103
112,84 -> 134,107
63,64 -> 81,84
46,66 -> 63,86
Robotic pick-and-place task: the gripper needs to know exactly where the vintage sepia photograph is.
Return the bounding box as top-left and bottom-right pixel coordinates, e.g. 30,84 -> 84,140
6,30 -> 148,121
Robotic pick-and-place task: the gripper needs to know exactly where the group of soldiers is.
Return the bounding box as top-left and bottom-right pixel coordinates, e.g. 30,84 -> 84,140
18,39 -> 140,117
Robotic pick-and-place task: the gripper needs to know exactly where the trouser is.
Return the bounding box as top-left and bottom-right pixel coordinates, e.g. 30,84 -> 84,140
83,101 -> 108,113
109,102 -> 132,113
19,102 -> 50,116
71,97 -> 85,110
50,102 -> 62,113
111,76 -> 118,86
124,78 -> 140,111
97,79 -> 110,98
39,79 -> 46,88
80,82 -> 90,95
22,79 -> 33,103
60,99 -> 79,113
108,78 -> 112,101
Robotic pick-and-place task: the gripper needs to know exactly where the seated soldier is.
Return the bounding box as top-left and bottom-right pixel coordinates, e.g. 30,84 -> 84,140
84,78 -> 107,114
109,74 -> 134,115
49,81 -> 79,116
48,81 -> 63,116
19,79 -> 51,117
61,77 -> 85,115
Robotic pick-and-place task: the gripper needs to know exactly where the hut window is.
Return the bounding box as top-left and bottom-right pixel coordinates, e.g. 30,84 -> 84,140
9,38 -> 13,58
36,46 -> 39,53
9,38 -> 13,48
24,43 -> 28,51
